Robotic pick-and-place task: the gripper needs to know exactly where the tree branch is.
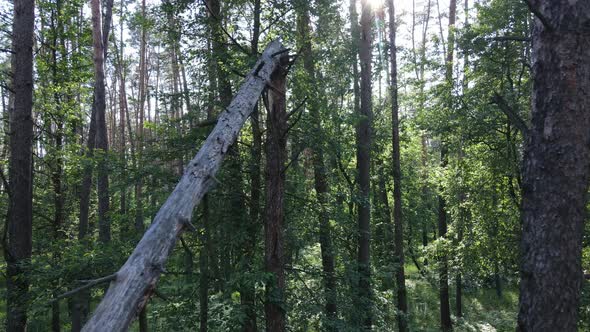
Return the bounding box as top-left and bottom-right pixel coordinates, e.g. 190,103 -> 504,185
522,0 -> 555,31
491,92 -> 529,136
202,0 -> 251,56
52,274 -> 117,303
490,36 -> 531,42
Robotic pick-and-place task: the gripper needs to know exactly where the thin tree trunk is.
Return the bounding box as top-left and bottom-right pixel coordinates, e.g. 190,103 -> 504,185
139,308 -> 148,332
5,1 -> 34,331
242,1 -> 262,330
199,39 -> 216,332
455,0 -> 469,319
135,0 -> 147,235
90,0 -> 113,244
81,40 -> 288,332
117,3 -> 128,236
264,51 -> 289,332
296,3 -> 338,330
437,148 -> 451,332
387,1 -> 408,331
356,0 -> 374,329
199,196 -> 211,332
438,0 -> 456,330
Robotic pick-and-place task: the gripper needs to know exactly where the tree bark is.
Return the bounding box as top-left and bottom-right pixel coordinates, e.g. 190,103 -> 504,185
5,0 -> 34,331
356,0 -> 374,329
387,1 -> 408,331
264,51 -> 289,332
517,1 -> 590,331
90,0 -> 111,244
81,40 -> 288,332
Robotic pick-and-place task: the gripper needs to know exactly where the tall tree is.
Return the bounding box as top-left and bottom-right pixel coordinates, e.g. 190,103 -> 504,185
242,1 -> 262,330
90,0 -> 112,244
296,1 -> 338,329
135,0 -> 147,234
81,40 -> 288,332
5,0 -> 35,330
356,0 -> 374,329
387,0 -> 408,331
438,0 -> 455,330
455,0 -> 469,319
517,1 -> 590,330
264,52 -> 289,332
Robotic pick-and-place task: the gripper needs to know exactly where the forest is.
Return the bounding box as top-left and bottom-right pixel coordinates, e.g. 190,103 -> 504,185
1,0 -> 590,331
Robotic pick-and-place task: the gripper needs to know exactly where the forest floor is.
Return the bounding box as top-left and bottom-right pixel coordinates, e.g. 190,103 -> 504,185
1,264 -> 519,331
405,265 -> 518,332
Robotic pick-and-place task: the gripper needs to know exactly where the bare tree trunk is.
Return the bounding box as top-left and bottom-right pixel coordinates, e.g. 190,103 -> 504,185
5,1 -> 34,331
81,40 -> 288,332
356,0 -> 374,329
264,52 -> 289,332
517,1 -> 590,331
387,1 -> 408,331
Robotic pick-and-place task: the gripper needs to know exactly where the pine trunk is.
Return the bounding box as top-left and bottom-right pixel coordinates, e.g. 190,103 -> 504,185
387,1 -> 408,331
5,0 -> 34,330
517,1 -> 590,330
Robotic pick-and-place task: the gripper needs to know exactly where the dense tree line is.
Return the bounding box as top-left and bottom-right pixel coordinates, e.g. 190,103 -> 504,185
1,0 -> 589,331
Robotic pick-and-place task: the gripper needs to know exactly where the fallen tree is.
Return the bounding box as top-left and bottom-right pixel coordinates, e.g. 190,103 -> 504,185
82,39 -> 288,332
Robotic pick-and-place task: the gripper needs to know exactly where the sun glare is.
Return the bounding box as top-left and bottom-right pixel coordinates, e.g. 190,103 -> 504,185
368,0 -> 385,9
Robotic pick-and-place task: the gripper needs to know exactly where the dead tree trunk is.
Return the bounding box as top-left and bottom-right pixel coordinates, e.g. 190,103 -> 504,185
81,40 -> 288,332
264,51 -> 289,332
5,0 -> 34,331
517,1 -> 590,331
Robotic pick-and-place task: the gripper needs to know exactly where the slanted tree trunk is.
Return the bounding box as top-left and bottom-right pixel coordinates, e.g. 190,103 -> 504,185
517,1 -> 590,330
5,0 -> 34,331
81,40 -> 288,332
387,1 -> 408,330
356,0 -> 374,329
296,3 -> 338,329
264,51 -> 289,332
